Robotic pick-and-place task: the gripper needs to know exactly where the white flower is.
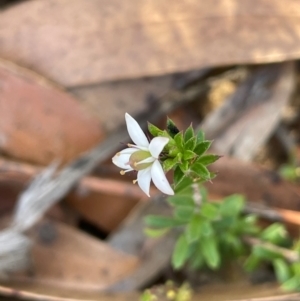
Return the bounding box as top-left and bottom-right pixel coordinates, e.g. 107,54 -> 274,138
112,113 -> 174,197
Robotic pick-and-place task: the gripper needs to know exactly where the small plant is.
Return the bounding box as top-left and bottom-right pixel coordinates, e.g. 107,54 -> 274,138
113,113 -> 300,292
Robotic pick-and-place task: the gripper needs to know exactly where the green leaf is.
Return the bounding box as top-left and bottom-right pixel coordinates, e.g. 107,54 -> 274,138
145,215 -> 184,228
190,251 -> 204,270
260,223 -> 287,244
200,220 -> 214,236
252,245 -> 281,260
183,150 -> 196,161
180,161 -> 189,173
194,141 -> 211,156
196,130 -> 205,143
174,132 -> 184,150
168,195 -> 195,207
196,154 -> 220,166
219,195 -> 245,217
166,118 -> 180,138
292,262 -> 300,276
184,137 -> 196,151
279,165 -> 299,182
201,203 -> 219,220
190,162 -> 211,180
175,206 -> 194,222
186,214 -> 202,243
184,125 -> 194,142
174,176 -> 193,194
172,234 -> 190,269
148,122 -> 164,137
244,254 -> 261,272
281,276 -> 300,291
223,233 -> 244,254
273,258 -> 291,283
201,236 -> 220,269
174,166 -> 185,186
144,228 -> 169,238
162,157 -> 178,172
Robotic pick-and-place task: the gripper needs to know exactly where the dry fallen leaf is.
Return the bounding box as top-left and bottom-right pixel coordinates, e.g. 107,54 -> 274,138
5,220 -> 139,291
0,59 -> 104,165
1,0 -> 300,87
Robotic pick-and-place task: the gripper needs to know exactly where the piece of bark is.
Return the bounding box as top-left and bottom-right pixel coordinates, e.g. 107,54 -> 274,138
207,156 -> 300,211
71,75 -> 173,132
1,1 -> 300,87
4,220 -> 139,291
0,59 -> 104,165
200,63 -> 295,161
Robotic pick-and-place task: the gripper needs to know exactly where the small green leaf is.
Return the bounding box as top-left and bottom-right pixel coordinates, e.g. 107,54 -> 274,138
223,233 -> 243,254
148,122 -> 163,137
180,161 -> 189,173
200,220 -> 214,236
190,162 -> 211,180
184,137 -> 197,151
201,236 -> 220,269
219,195 -> 245,217
244,254 -> 261,272
175,206 -> 194,222
172,234 -> 190,269
145,216 -> 184,228
292,262 -> 300,276
194,141 -> 211,156
166,118 -> 180,138
281,276 -> 300,291
273,258 -> 291,283
201,203 -> 219,220
168,195 -> 195,207
183,150 -> 196,161
184,125 -> 194,142
174,166 -> 185,186
144,228 -> 169,238
196,154 -> 220,166
186,214 -> 202,243
174,132 -> 184,149
260,223 -> 287,244
190,251 -> 204,270
196,130 -> 205,143
279,164 -> 300,182
174,176 -> 193,193
253,245 -> 281,260
163,157 -> 178,172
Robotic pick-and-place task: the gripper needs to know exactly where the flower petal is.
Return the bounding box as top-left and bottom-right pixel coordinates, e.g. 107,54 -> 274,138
149,137 -> 169,158
137,167 -> 152,197
125,113 -> 149,148
112,150 -> 135,169
151,160 -> 174,195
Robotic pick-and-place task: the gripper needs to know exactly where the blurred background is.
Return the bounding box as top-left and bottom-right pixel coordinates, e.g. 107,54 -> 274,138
1,1 -> 300,300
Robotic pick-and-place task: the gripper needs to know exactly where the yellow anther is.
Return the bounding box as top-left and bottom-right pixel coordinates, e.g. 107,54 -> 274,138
133,179 -> 138,184
120,170 -> 125,175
